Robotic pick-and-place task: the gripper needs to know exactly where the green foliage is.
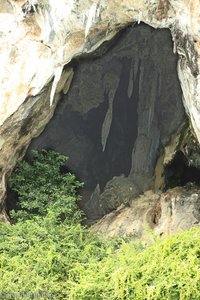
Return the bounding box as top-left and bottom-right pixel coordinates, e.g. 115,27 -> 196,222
67,228 -> 200,300
0,219 -> 109,300
38,0 -> 49,10
0,150 -> 199,299
9,150 -> 83,224
0,220 -> 199,299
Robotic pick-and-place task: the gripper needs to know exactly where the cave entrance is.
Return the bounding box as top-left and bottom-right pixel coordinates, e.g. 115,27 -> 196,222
27,23 -> 185,218
164,150 -> 200,189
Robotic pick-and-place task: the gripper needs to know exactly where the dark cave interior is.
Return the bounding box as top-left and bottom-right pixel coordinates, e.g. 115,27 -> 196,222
164,150 -> 200,189
6,23 -> 200,217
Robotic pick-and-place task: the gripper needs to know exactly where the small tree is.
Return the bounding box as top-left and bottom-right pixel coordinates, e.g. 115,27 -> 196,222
9,150 -> 83,224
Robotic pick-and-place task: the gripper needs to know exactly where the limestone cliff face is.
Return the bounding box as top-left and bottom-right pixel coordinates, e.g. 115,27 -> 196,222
0,0 -> 199,213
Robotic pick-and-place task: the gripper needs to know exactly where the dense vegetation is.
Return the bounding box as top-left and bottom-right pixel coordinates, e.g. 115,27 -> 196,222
0,150 -> 199,300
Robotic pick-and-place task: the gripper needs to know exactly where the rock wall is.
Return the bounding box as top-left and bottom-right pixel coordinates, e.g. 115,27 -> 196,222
0,0 -> 199,216
92,185 -> 200,239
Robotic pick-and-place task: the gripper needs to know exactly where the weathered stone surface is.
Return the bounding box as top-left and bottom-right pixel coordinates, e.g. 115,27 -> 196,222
1,1 -> 199,128
0,0 -> 199,217
99,176 -> 139,214
179,124 -> 200,168
92,185 -> 200,240
83,176 -> 139,220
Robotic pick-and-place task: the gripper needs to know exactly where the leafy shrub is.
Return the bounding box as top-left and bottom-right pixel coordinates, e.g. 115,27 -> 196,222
0,150 -> 199,299
0,218 -> 110,300
67,228 -> 200,300
8,150 -> 83,224
0,220 -> 199,300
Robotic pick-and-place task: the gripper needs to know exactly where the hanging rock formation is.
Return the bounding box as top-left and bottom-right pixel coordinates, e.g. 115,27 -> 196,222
0,0 -> 200,222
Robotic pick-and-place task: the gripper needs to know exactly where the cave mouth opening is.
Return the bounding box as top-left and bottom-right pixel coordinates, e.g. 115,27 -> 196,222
164,150 -> 200,189
6,23 -> 192,219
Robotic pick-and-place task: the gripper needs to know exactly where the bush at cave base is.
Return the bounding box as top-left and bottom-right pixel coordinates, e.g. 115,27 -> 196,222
8,149 -> 83,224
0,150 -> 199,300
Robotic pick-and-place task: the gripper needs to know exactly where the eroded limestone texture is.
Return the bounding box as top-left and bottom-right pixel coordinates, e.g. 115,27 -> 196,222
92,185 -> 200,240
29,24 -> 185,219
